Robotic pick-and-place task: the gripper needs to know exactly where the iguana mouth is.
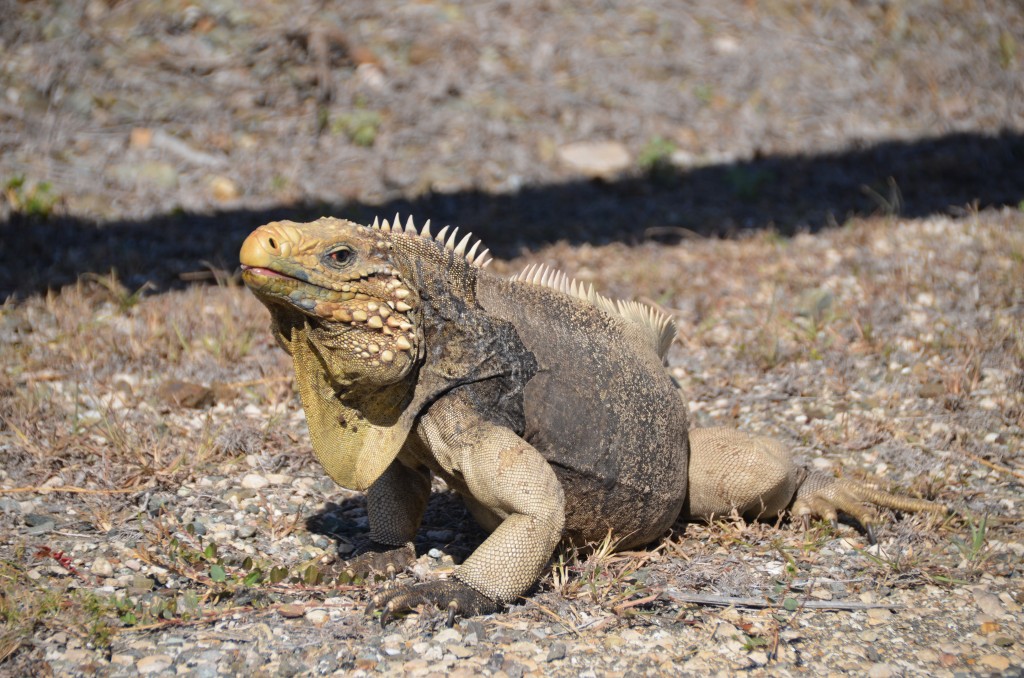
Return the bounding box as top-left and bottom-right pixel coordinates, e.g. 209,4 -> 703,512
240,264 -> 298,281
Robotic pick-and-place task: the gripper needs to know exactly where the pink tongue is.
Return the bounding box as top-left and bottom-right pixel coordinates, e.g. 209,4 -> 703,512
242,265 -> 289,279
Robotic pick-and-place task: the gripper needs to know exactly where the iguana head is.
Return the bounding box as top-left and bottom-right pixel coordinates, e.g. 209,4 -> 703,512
240,215 -> 492,490
240,217 -> 423,385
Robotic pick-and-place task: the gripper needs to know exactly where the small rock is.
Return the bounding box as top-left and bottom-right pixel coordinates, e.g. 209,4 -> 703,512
0,497 -> 22,514
546,642 -> 566,662
434,628 -> 462,644
223,488 -> 257,502
557,141 -> 631,178
354,656 -> 378,671
130,127 -> 153,149
241,474 -> 269,490
24,512 -> 53,527
236,525 -> 257,539
978,654 -> 1010,671
866,607 -> 893,625
110,653 -> 136,666
26,520 -> 55,536
917,382 -> 946,399
136,654 -> 173,674
157,380 -> 214,409
712,35 -> 740,54
749,650 -> 769,665
866,662 -> 896,678
91,556 -> 115,578
972,588 -> 1004,617
305,609 -> 329,626
209,175 -> 240,201
278,604 -> 305,618
131,574 -> 155,591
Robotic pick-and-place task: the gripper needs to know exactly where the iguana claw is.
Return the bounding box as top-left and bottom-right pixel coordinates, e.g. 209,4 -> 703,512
366,579 -> 499,627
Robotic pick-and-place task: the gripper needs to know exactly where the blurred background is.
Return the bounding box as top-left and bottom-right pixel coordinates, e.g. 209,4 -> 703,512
2,0 -> 1022,298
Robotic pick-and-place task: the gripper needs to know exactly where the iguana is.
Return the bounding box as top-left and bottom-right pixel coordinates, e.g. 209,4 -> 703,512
239,215 -> 945,624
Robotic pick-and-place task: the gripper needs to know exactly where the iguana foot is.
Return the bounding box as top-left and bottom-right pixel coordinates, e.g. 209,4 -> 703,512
793,472 -> 946,544
331,541 -> 416,582
366,579 -> 499,627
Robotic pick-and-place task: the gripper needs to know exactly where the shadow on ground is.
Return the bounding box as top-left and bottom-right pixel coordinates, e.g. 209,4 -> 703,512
306,493 -> 488,564
3,130 -> 1021,299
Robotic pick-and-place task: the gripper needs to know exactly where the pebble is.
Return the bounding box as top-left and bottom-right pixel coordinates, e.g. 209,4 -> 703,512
305,609 -> 329,626
136,654 -> 173,674
208,175 -> 239,201
241,474 -> 269,490
866,608 -> 893,625
979,654 -> 1010,671
0,497 -> 22,514
237,525 -> 257,539
131,574 -> 155,591
24,512 -> 52,527
434,628 -> 462,644
556,141 -> 631,178
156,380 -> 213,408
278,604 -> 305,618
91,556 -> 114,578
26,520 -> 55,535
866,662 -> 897,678
224,488 -> 257,502
972,588 -> 1004,617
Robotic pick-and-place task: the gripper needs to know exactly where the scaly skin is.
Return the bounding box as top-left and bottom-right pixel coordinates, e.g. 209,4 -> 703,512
240,215 -> 947,624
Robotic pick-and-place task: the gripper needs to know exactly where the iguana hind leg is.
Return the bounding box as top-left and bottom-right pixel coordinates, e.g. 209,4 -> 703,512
685,427 -> 946,540
685,427 -> 801,520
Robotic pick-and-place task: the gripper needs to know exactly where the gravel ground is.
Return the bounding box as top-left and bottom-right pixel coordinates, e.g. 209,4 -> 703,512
2,1 -> 1023,676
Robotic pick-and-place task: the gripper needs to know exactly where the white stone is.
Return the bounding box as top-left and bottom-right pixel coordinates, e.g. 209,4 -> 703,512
557,141 -> 631,177
241,473 -> 269,490
91,556 -> 114,578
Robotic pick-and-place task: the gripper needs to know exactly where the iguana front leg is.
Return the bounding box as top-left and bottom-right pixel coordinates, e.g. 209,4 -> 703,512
685,427 -> 946,541
332,459 -> 430,581
366,396 -> 566,625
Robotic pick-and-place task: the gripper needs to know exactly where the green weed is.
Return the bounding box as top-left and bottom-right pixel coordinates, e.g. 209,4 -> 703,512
4,175 -> 60,218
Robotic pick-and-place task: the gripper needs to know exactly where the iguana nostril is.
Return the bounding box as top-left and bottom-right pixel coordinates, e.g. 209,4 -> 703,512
268,237 -> 277,250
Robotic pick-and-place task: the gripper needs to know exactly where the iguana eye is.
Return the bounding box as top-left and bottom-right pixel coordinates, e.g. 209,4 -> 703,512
325,247 -> 355,268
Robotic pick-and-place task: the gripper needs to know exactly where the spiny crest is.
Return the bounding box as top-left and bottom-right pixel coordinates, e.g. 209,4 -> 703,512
370,214 -> 492,269
511,264 -> 678,360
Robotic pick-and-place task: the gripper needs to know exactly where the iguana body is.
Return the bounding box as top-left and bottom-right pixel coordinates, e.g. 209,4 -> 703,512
240,216 -> 944,621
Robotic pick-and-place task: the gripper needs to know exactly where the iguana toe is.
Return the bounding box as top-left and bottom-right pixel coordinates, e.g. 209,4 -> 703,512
366,579 -> 499,627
